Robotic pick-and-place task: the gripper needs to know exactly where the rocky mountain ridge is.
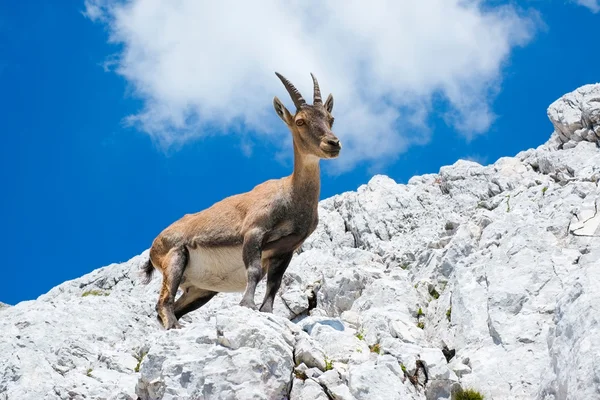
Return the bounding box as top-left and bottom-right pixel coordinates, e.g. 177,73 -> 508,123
1,84 -> 600,400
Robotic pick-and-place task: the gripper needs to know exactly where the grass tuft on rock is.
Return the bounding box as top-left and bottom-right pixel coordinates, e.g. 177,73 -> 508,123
429,287 -> 440,299
369,343 -> 381,354
82,289 -> 109,297
454,388 -> 484,400
324,356 -> 333,371
355,329 -> 365,341
134,350 -> 148,373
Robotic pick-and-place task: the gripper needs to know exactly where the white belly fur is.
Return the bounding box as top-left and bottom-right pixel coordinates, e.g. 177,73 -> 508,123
184,246 -> 249,292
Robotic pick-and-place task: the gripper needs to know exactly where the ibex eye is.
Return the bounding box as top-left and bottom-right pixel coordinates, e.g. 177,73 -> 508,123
296,119 -> 305,126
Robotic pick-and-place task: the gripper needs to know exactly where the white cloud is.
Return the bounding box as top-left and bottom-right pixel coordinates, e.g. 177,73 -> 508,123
85,0 -> 537,171
574,0 -> 600,12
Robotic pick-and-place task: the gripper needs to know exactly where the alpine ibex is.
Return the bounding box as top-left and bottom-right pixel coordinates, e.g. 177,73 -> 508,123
142,72 -> 341,329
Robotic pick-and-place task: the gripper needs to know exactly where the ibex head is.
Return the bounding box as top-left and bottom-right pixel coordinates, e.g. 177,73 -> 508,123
273,72 -> 341,159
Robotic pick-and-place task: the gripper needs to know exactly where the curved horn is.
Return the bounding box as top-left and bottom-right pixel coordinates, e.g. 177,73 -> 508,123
310,73 -> 322,104
275,72 -> 306,110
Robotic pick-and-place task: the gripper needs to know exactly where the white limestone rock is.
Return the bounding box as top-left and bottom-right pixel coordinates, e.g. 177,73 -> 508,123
318,370 -> 357,400
547,83 -> 600,148
3,84 -> 600,400
0,254 -> 155,400
290,378 -> 329,400
347,355 -> 418,400
280,288 -> 309,316
294,336 -> 328,371
136,307 -> 295,400
537,247 -> 600,400
448,358 -> 472,378
319,268 -> 371,317
308,322 -> 370,364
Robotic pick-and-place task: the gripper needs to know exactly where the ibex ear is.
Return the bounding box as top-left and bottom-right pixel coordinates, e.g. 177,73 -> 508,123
324,93 -> 334,113
273,96 -> 294,125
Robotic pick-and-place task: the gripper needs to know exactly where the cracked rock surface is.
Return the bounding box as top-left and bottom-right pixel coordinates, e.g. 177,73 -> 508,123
548,84 -> 600,149
2,84 -> 600,400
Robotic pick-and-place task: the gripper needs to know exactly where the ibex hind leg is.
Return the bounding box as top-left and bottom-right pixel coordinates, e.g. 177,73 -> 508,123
174,287 -> 217,320
156,247 -> 188,330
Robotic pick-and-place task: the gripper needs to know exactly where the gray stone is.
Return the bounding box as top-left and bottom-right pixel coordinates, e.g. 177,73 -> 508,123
318,370 -> 357,400
547,84 -> 600,147
290,378 -> 329,400
347,357 -> 418,400
3,84 -> 600,400
295,336 -> 327,371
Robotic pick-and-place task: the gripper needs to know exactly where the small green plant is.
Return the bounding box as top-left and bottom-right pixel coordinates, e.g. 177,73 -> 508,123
324,356 -> 333,371
369,343 -> 381,354
417,308 -> 425,318
505,194 -> 511,212
414,283 -> 419,289
86,368 -> 93,377
417,322 -> 425,329
356,347 -> 363,353
355,329 -> 365,341
446,307 -> 452,322
82,289 -> 109,297
400,263 -> 410,270
542,186 -> 548,195
134,350 -> 148,373
454,388 -> 484,400
429,287 -> 440,300
400,363 -> 407,373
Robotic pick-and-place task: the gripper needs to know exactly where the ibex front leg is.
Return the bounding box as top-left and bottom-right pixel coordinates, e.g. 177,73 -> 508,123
260,252 -> 293,313
240,229 -> 266,310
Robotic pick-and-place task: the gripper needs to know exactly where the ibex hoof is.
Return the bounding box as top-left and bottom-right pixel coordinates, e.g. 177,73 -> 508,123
158,314 -> 183,330
239,300 -> 257,310
166,321 -> 183,330
259,304 -> 273,313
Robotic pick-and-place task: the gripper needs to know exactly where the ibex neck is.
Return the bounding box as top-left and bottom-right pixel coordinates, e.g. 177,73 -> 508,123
291,141 -> 321,203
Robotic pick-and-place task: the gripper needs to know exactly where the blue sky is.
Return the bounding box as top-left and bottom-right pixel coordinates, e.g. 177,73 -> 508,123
1,1 -> 598,305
